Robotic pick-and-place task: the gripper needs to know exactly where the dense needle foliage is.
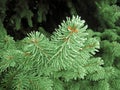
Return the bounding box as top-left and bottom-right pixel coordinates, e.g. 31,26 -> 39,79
0,0 -> 120,90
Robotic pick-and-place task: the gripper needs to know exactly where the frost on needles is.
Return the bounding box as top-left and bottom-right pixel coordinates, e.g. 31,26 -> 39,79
0,16 -> 113,90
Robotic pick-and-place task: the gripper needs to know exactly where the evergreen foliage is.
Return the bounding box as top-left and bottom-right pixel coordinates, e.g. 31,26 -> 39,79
0,0 -> 120,90
0,15 -> 103,90
96,0 -> 120,28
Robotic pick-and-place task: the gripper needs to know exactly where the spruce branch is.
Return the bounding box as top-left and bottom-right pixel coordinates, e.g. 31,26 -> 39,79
0,15 -> 107,89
